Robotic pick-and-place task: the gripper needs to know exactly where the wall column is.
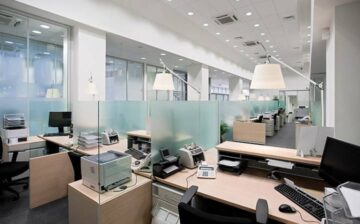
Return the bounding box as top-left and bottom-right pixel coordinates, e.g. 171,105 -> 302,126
187,64 -> 209,101
71,25 -> 106,101
229,76 -> 243,101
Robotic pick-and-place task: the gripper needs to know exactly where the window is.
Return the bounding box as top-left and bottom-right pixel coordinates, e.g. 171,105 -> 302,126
0,9 -> 69,99
106,56 -> 144,101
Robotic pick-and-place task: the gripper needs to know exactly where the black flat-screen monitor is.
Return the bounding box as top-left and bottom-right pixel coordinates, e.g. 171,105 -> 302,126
319,137 -> 360,187
48,112 -> 72,133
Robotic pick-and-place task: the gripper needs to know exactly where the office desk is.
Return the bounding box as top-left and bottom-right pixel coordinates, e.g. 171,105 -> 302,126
156,148 -> 324,224
127,130 -> 151,139
233,121 -> 266,144
2,136 -> 46,162
216,141 -> 321,166
68,174 -> 152,224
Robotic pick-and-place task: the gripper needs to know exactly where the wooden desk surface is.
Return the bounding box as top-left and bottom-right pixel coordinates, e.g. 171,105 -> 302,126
156,148 -> 324,224
5,136 -> 45,149
69,174 -> 151,205
127,130 -> 151,139
216,141 -> 321,166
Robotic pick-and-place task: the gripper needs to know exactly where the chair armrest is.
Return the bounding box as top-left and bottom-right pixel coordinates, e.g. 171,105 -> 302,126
180,185 -> 198,204
256,199 -> 268,224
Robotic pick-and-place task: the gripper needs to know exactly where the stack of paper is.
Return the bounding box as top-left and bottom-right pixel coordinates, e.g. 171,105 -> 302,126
78,133 -> 101,149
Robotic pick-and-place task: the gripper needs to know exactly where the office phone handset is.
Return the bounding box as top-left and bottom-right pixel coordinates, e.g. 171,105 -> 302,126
132,153 -> 152,173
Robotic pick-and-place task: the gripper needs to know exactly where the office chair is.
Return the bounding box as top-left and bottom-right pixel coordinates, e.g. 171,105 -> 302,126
0,137 -> 29,200
178,186 -> 269,224
68,151 -> 83,181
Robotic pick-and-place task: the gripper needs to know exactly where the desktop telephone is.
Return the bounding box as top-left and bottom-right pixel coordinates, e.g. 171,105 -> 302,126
132,153 -> 152,173
197,164 -> 216,179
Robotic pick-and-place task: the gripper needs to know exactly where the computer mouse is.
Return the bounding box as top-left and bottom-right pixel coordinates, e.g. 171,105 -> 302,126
279,204 -> 296,213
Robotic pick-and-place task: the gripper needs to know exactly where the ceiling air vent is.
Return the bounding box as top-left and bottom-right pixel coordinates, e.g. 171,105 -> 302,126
259,55 -> 268,59
214,14 -> 238,25
243,41 -> 258,47
234,36 -> 243,39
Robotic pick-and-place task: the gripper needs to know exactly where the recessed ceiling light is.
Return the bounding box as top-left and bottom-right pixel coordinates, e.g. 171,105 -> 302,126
160,53 -> 166,56
307,25 -> 311,29
269,45 -> 274,48
179,58 -> 183,61
167,0 -> 172,1
233,45 -> 238,48
5,41 -> 14,44
265,40 -> 270,43
260,33 -> 265,36
43,52 -> 50,55
245,54 -> 249,57
187,12 -> 194,16
307,34 -> 311,37
32,30 -> 42,34
254,24 -> 260,27
216,32 -> 221,35
246,12 -> 252,16
225,39 -> 230,42
141,57 -> 146,60
307,40 -> 311,43
40,24 -> 50,29
203,23 -> 209,27
273,50 -> 277,53
174,65 -> 179,68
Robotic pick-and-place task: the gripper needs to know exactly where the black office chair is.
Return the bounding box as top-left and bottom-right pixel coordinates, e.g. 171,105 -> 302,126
0,137 -> 29,200
178,186 -> 269,224
68,151 -> 83,181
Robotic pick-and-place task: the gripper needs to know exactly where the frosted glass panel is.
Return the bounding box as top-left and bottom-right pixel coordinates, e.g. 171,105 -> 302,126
72,101 -> 99,143
99,101 -> 147,138
311,101 -> 322,126
151,101 -> 218,163
29,99 -> 68,135
127,61 -> 144,100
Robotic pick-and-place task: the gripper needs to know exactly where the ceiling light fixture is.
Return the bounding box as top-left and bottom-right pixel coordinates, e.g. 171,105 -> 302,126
203,23 -> 209,27
225,39 -> 230,42
260,33 -> 265,36
254,24 -> 260,27
216,32 -> 221,35
178,58 -> 183,61
141,57 -> 146,60
160,53 -> 166,56
187,12 -> 194,16
265,40 -> 270,43
246,12 -> 252,16
32,30 -> 42,34
5,41 -> 14,44
40,24 -> 50,29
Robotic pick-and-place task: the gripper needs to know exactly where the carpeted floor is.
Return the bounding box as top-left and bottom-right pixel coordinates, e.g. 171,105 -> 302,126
266,122 -> 296,148
0,185 -> 68,224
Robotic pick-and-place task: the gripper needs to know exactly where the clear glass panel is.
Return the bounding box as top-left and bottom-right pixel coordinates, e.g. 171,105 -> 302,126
106,56 -> 127,100
146,65 -> 157,101
127,61 -> 144,101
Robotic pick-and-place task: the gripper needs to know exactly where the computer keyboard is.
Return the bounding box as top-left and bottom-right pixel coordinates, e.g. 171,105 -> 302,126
44,133 -> 70,137
125,148 -> 146,160
275,183 -> 324,221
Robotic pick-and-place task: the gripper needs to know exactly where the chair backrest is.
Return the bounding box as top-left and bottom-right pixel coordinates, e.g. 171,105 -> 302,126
178,203 -> 252,224
68,151 -> 83,181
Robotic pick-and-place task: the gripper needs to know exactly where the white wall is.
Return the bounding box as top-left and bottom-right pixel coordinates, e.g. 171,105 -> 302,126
12,0 -> 253,80
71,26 -> 106,101
325,16 -> 335,127
229,77 -> 243,101
333,2 -> 360,145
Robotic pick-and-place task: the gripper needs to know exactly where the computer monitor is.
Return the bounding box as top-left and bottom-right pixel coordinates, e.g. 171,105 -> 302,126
48,112 -> 72,133
319,137 -> 360,187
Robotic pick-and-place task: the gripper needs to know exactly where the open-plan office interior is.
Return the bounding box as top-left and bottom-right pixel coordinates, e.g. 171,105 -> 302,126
0,0 -> 360,223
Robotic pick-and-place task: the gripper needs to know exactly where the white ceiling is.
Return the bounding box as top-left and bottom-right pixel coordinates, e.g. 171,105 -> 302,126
159,0 -> 311,71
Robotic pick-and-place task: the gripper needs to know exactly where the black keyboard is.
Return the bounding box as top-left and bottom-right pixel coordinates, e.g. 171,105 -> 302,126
125,148 -> 146,160
275,183 -> 324,221
44,133 -> 70,137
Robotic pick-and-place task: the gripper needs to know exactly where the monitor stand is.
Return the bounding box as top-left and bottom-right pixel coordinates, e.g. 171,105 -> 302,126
58,126 -> 64,134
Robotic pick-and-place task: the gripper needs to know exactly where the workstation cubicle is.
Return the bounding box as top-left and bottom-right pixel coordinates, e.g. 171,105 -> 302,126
2,99 -> 359,224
